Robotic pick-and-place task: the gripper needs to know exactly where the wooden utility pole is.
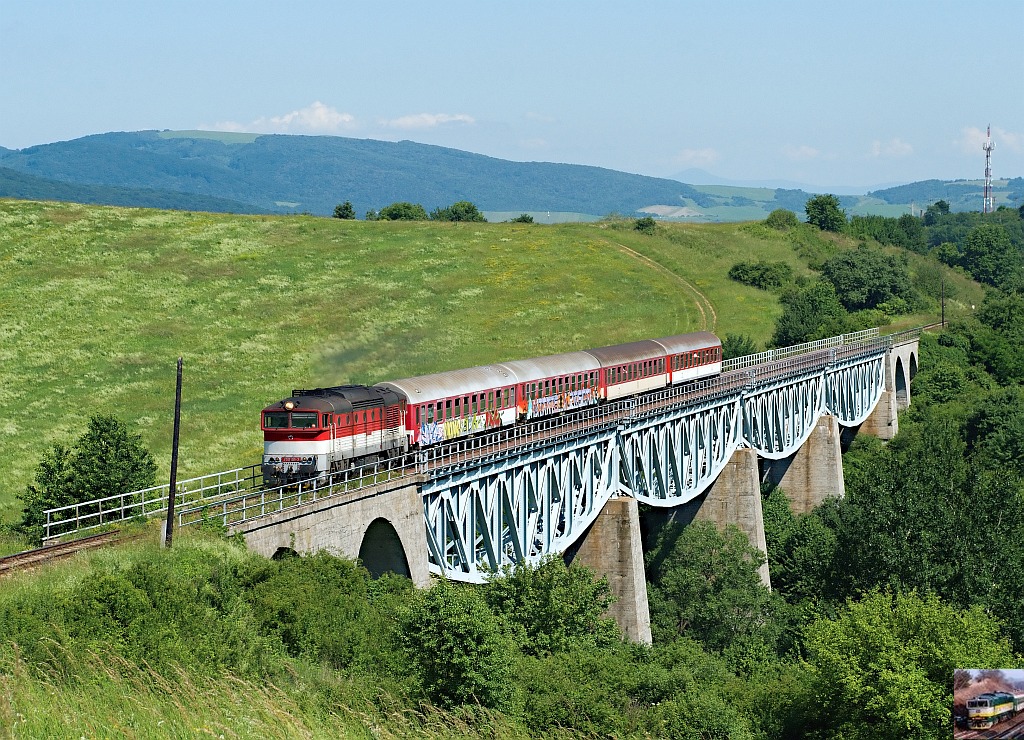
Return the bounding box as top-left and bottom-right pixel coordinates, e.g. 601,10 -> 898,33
941,280 -> 946,327
165,357 -> 183,548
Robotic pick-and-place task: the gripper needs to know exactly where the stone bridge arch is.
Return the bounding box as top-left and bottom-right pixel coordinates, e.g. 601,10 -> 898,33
229,476 -> 431,587
889,341 -> 919,411
358,517 -> 413,579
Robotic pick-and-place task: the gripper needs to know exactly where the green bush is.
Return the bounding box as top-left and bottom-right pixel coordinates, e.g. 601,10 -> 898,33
764,208 -> 799,230
728,260 -> 794,291
634,216 -> 656,235
402,580 -> 518,710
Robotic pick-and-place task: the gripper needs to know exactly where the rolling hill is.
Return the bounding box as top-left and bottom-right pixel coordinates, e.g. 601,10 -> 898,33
0,130 -> 1020,221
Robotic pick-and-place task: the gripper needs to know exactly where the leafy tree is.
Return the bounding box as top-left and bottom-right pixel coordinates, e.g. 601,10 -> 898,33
20,444 -> 75,539
646,521 -> 773,652
960,223 -> 1016,286
761,488 -> 839,607
819,245 -> 915,312
965,385 -> 1024,478
803,590 -> 1015,740
509,213 -> 534,223
332,201 -> 355,219
377,202 -> 428,221
969,291 -> 1024,383
764,208 -> 799,230
769,281 -> 850,348
804,194 -> 846,232
430,200 -> 486,222
896,213 -> 927,252
402,580 -> 517,710
19,415 -> 157,541
70,415 -> 158,505
721,334 -> 759,360
484,556 -> 620,656
634,216 -> 656,234
923,200 -> 950,226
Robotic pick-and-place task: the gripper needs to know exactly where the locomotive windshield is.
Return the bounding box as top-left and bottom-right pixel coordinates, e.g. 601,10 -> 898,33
264,412 -> 289,428
291,412 -> 318,428
263,411 -> 319,429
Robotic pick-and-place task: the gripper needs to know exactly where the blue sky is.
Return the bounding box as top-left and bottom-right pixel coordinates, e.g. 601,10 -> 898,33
1,1 -> 1022,190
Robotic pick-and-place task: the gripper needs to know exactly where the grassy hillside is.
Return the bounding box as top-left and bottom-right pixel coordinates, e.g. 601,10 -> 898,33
0,199 -> 792,518
0,199 -> 977,520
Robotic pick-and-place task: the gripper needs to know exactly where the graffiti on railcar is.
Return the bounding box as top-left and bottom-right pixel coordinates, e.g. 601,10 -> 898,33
419,411 -> 502,445
520,388 -> 597,420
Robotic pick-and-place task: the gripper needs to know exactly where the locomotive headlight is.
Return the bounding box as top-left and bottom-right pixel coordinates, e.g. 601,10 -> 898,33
284,401 -> 295,410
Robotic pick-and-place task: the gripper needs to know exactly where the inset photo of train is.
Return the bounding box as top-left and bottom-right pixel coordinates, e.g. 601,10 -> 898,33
954,668 -> 1024,738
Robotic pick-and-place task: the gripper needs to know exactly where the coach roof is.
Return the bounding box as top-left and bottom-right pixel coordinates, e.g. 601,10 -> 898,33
376,365 -> 516,404
495,351 -> 601,384
651,332 -> 722,355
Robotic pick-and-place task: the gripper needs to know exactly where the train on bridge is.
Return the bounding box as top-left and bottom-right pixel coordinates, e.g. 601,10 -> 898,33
262,332 -> 722,485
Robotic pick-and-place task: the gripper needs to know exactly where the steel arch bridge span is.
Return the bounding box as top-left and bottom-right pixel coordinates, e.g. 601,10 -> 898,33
422,345 -> 890,582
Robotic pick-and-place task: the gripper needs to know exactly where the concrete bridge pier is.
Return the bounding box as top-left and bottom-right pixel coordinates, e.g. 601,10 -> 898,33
566,497 -> 653,644
859,389 -> 899,440
763,414 -> 844,515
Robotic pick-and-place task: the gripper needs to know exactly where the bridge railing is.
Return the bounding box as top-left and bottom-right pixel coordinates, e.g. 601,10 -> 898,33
172,454 -> 412,529
42,326 -> 922,539
42,465 -> 261,542
721,328 -> 878,372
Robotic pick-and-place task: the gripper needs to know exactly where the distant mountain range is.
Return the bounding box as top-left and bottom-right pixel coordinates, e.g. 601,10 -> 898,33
672,168 -> 905,196
0,131 -> 1020,222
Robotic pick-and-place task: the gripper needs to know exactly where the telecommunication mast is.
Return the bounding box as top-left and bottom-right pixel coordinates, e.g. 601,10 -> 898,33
982,125 -> 995,213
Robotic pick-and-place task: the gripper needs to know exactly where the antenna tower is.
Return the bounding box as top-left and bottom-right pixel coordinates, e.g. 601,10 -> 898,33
982,124 -> 995,213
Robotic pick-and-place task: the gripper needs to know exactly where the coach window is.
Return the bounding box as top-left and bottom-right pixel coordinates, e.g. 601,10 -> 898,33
454,398 -> 461,417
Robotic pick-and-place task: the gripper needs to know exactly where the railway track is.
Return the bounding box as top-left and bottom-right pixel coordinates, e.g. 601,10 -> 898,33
0,530 -> 132,576
955,709 -> 1024,739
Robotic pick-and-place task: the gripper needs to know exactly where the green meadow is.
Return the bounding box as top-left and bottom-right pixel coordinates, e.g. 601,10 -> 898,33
0,200 -> 965,520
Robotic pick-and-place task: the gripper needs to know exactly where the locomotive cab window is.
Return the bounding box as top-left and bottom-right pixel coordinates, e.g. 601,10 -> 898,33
264,412 -> 289,429
291,412 -> 318,429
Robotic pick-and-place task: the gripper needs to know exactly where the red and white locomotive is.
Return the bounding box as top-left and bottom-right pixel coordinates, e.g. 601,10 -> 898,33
261,332 -> 722,485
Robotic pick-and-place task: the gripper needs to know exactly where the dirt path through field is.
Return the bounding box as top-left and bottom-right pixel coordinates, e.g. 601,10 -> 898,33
606,240 -> 717,332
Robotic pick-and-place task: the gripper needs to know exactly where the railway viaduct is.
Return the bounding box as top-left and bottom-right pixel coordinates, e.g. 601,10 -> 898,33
211,331 -> 919,643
